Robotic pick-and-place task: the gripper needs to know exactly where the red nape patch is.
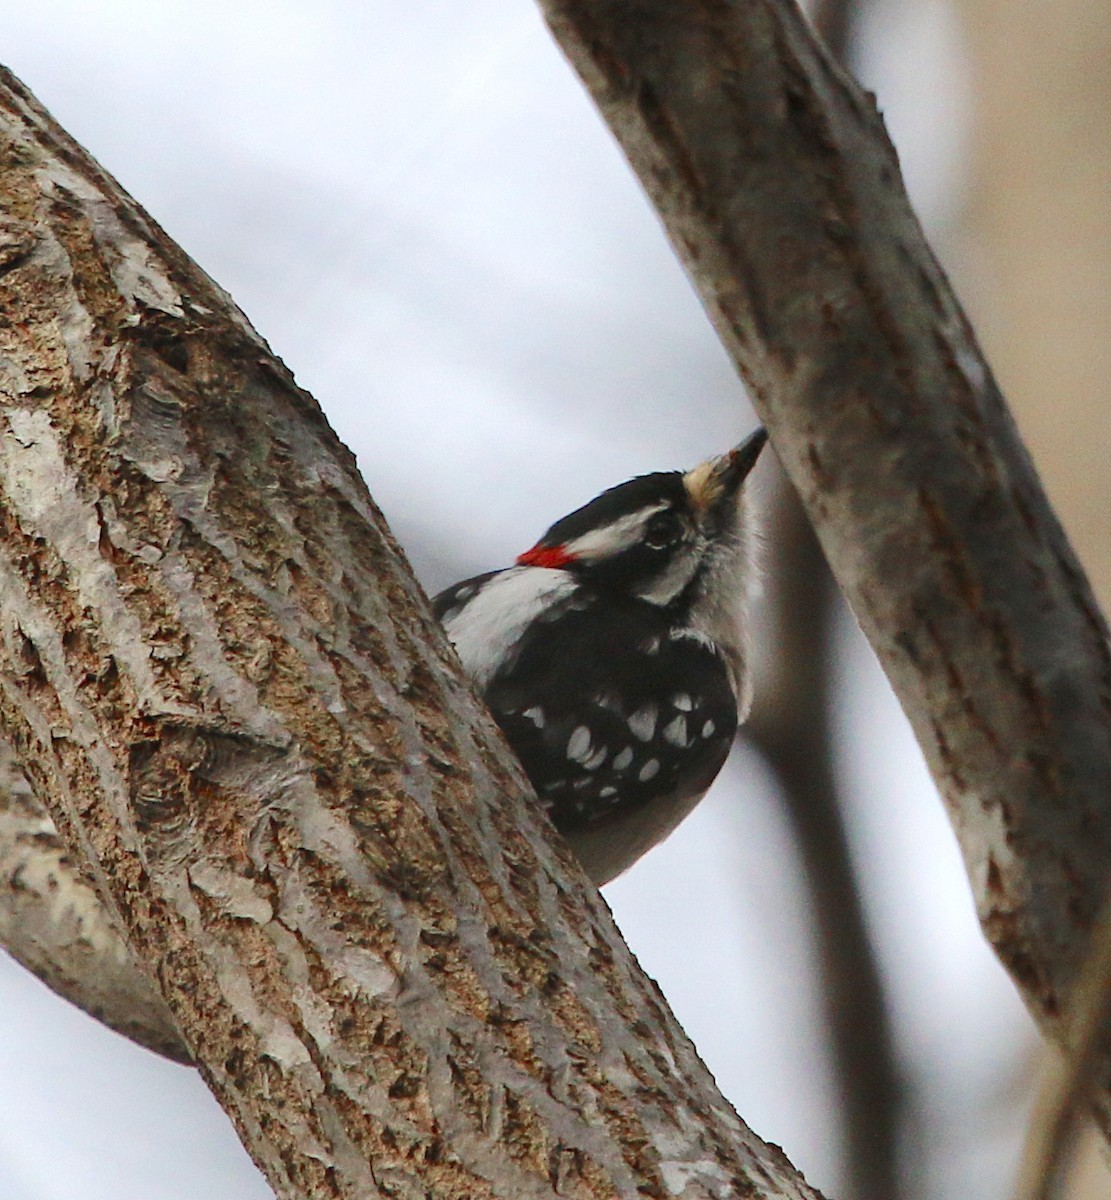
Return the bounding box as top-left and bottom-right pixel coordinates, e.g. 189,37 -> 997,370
516,544 -> 575,568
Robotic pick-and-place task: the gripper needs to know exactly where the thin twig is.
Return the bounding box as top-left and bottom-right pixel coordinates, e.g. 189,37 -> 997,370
1014,906 -> 1111,1200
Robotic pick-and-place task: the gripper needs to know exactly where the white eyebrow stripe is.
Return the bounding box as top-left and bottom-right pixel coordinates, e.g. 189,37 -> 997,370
564,503 -> 671,559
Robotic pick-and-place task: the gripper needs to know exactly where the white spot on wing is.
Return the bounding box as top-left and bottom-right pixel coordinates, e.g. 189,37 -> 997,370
584,746 -> 607,770
628,705 -> 657,742
701,719 -> 716,739
522,706 -> 545,728
672,693 -> 694,711
567,726 -> 593,762
638,759 -> 660,782
612,747 -> 633,772
663,715 -> 689,747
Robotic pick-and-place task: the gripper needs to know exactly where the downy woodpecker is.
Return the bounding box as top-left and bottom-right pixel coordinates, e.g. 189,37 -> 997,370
434,428 -> 766,885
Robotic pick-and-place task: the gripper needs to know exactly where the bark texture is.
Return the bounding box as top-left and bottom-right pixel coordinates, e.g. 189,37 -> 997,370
0,67 -> 826,1200
739,7 -> 905,1197
0,738 -> 186,1059
537,0 -> 1111,1101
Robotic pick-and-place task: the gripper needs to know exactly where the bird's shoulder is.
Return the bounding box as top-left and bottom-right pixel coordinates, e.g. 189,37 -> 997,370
431,569 -> 503,622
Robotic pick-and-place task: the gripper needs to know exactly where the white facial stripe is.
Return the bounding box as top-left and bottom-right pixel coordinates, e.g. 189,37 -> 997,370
564,503 -> 670,561
442,566 -> 576,688
681,486 -> 757,710
634,546 -> 702,606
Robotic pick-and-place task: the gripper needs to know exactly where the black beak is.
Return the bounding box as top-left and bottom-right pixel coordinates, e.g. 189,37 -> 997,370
723,426 -> 769,489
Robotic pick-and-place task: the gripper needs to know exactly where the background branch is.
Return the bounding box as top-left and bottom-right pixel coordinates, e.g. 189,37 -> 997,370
741,4 -> 906,1198
747,466 -> 903,1200
538,0 -> 1111,1124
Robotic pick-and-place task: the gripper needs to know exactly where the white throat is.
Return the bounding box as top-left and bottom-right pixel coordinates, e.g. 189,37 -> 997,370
682,496 -> 759,713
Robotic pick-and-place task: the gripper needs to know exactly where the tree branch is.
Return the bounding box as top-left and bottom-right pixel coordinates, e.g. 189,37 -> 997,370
810,0 -> 857,63
0,737 -> 187,1060
537,0 -> 1111,1112
746,465 -> 902,1200
0,66 -> 825,1200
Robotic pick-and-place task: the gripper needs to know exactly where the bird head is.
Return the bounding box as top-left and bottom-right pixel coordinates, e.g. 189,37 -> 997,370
515,427 -> 768,616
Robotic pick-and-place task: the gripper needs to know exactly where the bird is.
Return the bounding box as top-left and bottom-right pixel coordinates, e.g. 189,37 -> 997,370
433,427 -> 767,885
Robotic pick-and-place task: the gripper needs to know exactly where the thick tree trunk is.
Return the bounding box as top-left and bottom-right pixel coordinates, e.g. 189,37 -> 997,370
0,65 -> 823,1200
537,0 -> 1111,1118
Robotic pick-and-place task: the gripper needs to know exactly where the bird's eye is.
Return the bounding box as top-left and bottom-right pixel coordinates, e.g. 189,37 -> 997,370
644,511 -> 682,549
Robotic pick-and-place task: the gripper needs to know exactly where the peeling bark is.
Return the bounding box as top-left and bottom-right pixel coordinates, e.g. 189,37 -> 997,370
537,0 -> 1111,1112
0,66 -> 825,1200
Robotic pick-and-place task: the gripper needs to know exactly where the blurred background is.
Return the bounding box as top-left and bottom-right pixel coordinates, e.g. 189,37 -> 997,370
0,2 -> 1107,1198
